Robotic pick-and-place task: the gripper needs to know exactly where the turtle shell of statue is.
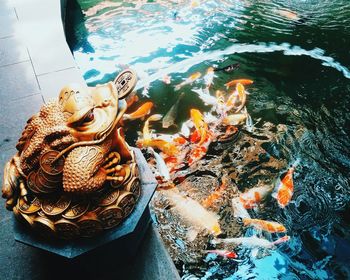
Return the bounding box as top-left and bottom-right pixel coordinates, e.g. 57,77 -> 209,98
2,69 -> 143,239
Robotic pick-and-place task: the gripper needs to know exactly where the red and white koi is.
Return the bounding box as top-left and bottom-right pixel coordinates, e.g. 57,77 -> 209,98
203,249 -> 238,259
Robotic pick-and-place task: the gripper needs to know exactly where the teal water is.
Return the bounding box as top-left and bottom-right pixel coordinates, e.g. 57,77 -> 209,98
67,0 -> 350,279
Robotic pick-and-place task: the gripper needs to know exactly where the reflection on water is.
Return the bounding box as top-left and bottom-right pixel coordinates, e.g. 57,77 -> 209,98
68,0 -> 350,278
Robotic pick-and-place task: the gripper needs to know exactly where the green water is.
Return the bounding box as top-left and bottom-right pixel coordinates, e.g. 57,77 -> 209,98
67,0 -> 350,278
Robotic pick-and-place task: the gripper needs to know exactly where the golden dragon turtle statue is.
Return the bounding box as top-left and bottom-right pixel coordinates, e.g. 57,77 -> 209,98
2,69 -> 142,239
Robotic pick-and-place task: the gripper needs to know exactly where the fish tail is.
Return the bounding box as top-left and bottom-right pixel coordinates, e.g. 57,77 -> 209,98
242,218 -> 251,226
174,84 -> 182,91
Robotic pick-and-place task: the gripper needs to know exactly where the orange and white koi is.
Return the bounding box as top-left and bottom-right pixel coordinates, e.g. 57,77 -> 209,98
124,101 -> 153,120
202,178 -> 228,208
175,72 -> 201,91
273,162 -> 298,208
212,235 -> 290,248
239,184 -> 274,209
242,218 -> 287,233
190,109 -> 208,145
225,79 -> 254,88
223,113 -> 247,126
163,189 -> 222,236
203,249 -> 237,259
204,67 -> 215,88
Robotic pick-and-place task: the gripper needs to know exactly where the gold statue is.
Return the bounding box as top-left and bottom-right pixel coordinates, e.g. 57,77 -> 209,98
2,69 -> 141,239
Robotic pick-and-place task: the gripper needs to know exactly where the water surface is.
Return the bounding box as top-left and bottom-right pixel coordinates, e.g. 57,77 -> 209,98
68,0 -> 350,278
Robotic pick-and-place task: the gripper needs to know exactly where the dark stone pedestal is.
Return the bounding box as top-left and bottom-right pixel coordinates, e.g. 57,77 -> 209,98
13,148 -> 157,261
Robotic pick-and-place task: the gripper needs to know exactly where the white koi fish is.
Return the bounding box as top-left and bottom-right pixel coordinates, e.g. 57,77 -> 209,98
231,197 -> 251,219
149,147 -> 170,180
163,189 -> 222,236
212,235 -> 290,248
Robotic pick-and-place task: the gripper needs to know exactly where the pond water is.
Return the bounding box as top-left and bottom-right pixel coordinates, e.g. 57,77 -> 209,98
67,0 -> 350,279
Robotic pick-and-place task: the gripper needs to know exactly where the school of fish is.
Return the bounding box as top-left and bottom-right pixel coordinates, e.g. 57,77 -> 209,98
121,65 -> 298,261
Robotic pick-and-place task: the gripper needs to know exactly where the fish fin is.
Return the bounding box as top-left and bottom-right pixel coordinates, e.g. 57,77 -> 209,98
174,84 -> 181,91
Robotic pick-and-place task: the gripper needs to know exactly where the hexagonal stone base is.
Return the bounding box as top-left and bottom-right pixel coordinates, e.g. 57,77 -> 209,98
13,148 -> 157,259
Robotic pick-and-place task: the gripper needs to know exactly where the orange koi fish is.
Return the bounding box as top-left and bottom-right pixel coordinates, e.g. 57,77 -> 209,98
202,178 -> 228,208
239,184 -> 274,209
203,249 -> 237,259
175,72 -> 201,91
137,138 -> 178,157
190,109 -> 208,145
226,83 -> 247,113
225,79 -> 254,88
273,166 -> 295,208
243,218 -> 287,233
124,101 -> 153,120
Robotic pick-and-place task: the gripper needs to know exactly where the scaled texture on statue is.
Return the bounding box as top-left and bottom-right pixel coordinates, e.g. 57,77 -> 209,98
2,69 -> 141,239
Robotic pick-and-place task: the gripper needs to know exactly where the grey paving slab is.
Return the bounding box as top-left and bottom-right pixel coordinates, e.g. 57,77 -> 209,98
0,61 -> 40,104
38,67 -> 86,102
0,218 -> 46,280
14,0 -> 76,76
0,3 -> 17,39
0,36 -> 29,67
0,94 -> 43,151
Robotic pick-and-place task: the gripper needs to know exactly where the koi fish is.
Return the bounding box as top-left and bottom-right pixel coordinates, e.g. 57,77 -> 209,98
191,0 -> 200,8
203,249 -> 237,259
162,93 -> 184,128
187,143 -> 208,166
124,101 -> 153,120
149,147 -> 170,181
245,109 -> 253,132
204,67 -> 215,88
202,178 -> 228,208
276,9 -> 300,21
175,72 -> 201,91
273,164 -> 296,208
214,63 -> 240,73
225,79 -> 254,88
212,235 -> 290,248
190,109 -> 208,145
232,197 -> 251,219
223,113 -> 247,126
192,88 -> 218,106
163,189 -> 221,236
138,138 -> 178,157
142,114 -> 163,140
226,83 -> 247,113
239,184 -> 274,209
242,218 -> 287,233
